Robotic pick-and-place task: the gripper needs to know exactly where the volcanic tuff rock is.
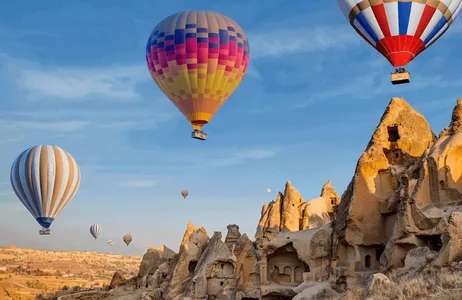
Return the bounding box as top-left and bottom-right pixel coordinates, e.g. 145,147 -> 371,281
97,97 -> 462,300
256,180 -> 339,249
138,245 -> 176,279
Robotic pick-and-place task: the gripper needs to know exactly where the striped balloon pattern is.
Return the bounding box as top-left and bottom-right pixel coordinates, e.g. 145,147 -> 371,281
123,234 -> 132,246
90,224 -> 102,239
337,0 -> 462,67
10,145 -> 81,230
146,10 -> 250,131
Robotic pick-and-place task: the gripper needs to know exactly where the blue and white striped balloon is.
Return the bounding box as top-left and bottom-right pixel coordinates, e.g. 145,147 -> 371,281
90,224 -> 102,239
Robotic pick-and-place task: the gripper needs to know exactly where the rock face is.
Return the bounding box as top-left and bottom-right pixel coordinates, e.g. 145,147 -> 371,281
256,180 -> 339,249
105,97 -> 462,300
138,245 -> 176,279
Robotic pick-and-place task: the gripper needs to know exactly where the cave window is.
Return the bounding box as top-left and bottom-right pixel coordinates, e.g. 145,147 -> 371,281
376,247 -> 385,261
220,263 -> 224,269
331,198 -> 335,205
188,261 -> 197,273
394,152 -> 400,159
220,281 -> 224,286
365,255 -> 371,268
387,126 -> 400,142
418,235 -> 443,252
304,265 -> 310,272
439,180 -> 446,190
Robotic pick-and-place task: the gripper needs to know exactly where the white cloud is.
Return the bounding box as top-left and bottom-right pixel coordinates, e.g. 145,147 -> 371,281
0,120 -> 89,132
118,180 -> 159,188
209,150 -> 276,167
248,26 -> 358,58
0,53 -> 148,101
18,65 -> 147,100
0,135 -> 25,143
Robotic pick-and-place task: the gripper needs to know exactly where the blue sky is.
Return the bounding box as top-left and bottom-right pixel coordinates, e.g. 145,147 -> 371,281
0,0 -> 462,256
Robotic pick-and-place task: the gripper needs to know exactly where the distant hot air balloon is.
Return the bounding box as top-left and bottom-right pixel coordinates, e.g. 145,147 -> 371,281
90,224 -> 102,239
146,10 -> 250,140
123,234 -> 132,246
337,0 -> 462,84
266,189 -> 271,194
10,145 -> 81,235
181,190 -> 189,199
108,240 -> 113,246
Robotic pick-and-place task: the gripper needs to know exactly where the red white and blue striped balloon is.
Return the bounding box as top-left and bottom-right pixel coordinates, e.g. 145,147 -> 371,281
337,0 -> 462,67
90,224 -> 102,239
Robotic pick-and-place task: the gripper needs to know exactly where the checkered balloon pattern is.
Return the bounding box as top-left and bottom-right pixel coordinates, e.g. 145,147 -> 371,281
146,10 -> 250,131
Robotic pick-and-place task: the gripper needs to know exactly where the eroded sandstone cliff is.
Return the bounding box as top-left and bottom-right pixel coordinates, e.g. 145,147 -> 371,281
103,97 -> 462,300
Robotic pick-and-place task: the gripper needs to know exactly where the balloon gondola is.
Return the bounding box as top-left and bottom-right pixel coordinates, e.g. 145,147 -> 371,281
146,10 -> 250,140
337,0 -> 462,85
10,145 -> 81,235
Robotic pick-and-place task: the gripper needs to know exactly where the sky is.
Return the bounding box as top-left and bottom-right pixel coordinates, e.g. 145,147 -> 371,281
1,0 -> 462,256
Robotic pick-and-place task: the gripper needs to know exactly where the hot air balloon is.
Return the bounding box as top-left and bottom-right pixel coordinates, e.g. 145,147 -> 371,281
181,190 -> 189,199
90,224 -> 101,239
123,234 -> 132,246
146,10 -> 250,140
10,145 -> 81,235
266,189 -> 271,194
108,240 -> 113,246
337,0 -> 462,85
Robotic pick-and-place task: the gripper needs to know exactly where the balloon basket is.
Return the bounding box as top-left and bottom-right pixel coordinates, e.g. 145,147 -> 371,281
39,229 -> 51,235
191,130 -> 207,140
391,68 -> 411,85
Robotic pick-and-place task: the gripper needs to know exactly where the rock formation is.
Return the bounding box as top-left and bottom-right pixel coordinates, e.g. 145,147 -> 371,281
100,97 -> 462,300
255,180 -> 340,249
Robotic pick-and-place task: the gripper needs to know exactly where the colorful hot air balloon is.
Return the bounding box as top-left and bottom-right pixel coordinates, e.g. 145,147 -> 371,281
123,234 -> 132,246
181,190 -> 189,199
266,189 -> 271,194
90,224 -> 102,239
337,0 -> 462,84
146,10 -> 250,140
108,240 -> 113,246
10,145 -> 81,235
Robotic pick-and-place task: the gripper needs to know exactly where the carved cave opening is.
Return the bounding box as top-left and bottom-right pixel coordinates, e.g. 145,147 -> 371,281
439,180 -> 446,190
365,255 -> 371,268
262,294 -> 293,300
188,260 -> 197,273
387,126 -> 400,142
416,235 -> 443,252
383,148 -> 403,165
376,246 -> 385,261
267,243 -> 308,286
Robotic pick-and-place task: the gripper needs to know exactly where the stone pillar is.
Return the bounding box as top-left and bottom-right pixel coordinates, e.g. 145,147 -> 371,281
290,267 -> 295,284
259,259 -> 268,285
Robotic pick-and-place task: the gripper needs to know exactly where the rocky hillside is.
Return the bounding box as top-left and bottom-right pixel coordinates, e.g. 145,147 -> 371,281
55,98 -> 462,300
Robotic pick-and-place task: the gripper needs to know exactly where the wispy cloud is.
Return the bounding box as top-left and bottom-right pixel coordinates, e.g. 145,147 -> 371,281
18,65 -> 147,100
0,135 -> 25,143
118,180 -> 159,188
0,120 -> 89,132
1,54 -> 148,101
208,149 -> 276,167
248,26 -> 358,58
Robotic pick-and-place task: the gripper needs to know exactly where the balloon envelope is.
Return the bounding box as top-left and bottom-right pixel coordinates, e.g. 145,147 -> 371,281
146,10 -> 250,131
181,190 -> 189,198
123,234 -> 132,246
337,0 -> 462,67
266,189 -> 271,194
108,240 -> 113,246
10,145 -> 81,230
90,224 -> 102,239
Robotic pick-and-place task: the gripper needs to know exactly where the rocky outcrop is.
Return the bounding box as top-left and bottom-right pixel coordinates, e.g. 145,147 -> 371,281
224,224 -> 241,251
138,245 -> 176,279
163,222 -> 209,300
256,180 -> 339,249
102,97 -> 462,300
